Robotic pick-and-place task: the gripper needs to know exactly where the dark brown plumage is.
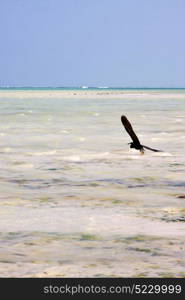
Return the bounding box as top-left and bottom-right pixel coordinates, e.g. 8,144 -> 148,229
121,115 -> 161,153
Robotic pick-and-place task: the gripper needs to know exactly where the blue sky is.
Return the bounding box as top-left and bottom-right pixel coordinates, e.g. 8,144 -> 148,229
0,0 -> 185,87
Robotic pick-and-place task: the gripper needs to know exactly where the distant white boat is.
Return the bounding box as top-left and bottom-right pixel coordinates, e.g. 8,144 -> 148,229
81,86 -> 88,89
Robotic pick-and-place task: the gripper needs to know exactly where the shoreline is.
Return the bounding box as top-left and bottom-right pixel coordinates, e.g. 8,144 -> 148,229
0,89 -> 185,99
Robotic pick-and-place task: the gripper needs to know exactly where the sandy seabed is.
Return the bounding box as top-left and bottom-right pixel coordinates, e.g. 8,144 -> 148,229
0,89 -> 185,277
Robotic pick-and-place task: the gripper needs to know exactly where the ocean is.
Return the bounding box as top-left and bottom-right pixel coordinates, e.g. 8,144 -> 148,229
0,88 -> 185,277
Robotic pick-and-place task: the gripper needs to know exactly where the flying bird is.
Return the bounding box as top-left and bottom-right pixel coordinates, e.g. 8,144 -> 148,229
121,115 -> 161,154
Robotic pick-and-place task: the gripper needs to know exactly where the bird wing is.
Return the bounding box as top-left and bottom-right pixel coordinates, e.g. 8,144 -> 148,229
121,115 -> 141,145
142,145 -> 162,152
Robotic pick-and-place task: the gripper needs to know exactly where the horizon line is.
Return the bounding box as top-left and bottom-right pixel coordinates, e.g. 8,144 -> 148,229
0,86 -> 185,89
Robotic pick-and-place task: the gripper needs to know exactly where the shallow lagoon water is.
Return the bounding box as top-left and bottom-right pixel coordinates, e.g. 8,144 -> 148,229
0,89 -> 185,277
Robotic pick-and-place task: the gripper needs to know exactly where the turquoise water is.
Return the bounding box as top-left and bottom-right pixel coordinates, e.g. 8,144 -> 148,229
0,89 -> 185,277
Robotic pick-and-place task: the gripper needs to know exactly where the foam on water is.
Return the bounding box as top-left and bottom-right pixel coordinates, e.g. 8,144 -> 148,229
27,150 -> 57,156
0,205 -> 184,237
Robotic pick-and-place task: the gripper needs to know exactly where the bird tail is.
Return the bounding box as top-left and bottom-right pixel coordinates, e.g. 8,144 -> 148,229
142,145 -> 162,152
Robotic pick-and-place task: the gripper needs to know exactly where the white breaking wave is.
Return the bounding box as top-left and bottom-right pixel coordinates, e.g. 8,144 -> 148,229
27,150 -> 57,156
58,150 -> 173,162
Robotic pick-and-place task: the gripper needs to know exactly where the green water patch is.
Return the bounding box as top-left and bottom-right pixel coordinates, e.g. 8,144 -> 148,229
169,163 -> 184,167
111,200 -> 123,204
38,196 -> 52,202
80,234 -> 99,241
127,247 -> 152,253
0,259 -> 16,264
0,231 -> 32,241
160,216 -> 185,222
126,244 -> 168,257
80,197 -> 132,207
116,235 -> 162,243
0,232 -> 89,246
136,272 -> 149,277
131,176 -> 156,182
157,272 -> 177,278
158,207 -> 185,222
89,182 -> 100,187
100,197 -> 125,204
127,184 -> 148,189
